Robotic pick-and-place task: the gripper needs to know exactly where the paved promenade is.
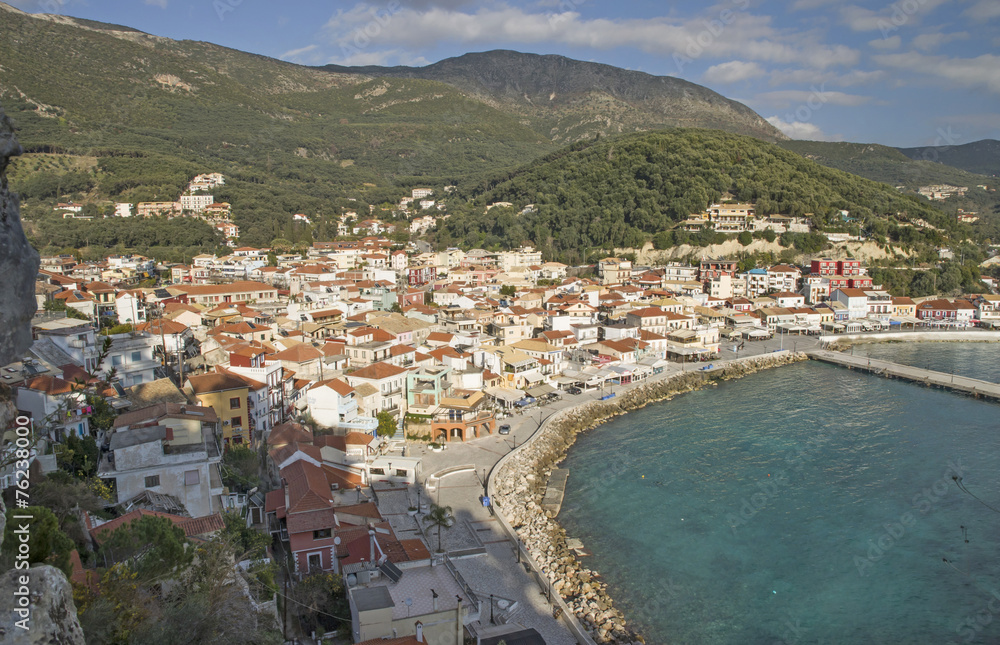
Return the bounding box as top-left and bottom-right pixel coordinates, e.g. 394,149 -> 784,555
807,349 -> 1000,402
379,328 -> 997,643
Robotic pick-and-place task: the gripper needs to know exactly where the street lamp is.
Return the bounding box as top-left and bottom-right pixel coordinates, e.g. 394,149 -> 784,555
490,594 -> 495,624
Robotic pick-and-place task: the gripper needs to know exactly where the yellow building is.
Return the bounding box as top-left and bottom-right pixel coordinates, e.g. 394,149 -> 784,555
185,372 -> 250,448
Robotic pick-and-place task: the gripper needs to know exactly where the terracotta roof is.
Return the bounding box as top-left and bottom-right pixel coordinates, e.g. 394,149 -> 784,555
268,421 -> 314,447
270,344 -> 324,362
186,372 -> 248,394
90,509 -> 224,544
281,459 -> 335,516
348,362 -> 406,380
315,377 -> 354,397
21,375 -> 80,395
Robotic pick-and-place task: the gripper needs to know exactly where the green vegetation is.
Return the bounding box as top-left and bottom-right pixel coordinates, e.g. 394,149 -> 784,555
1,505 -> 75,576
438,129 -> 966,263
221,445 -> 262,492
376,411 -> 397,438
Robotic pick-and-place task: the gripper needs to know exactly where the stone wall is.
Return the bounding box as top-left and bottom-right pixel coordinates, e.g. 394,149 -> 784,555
491,353 -> 806,644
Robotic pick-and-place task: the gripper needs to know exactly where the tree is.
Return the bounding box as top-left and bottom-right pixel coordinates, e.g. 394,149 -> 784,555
55,434 -> 99,478
422,503 -> 454,553
2,506 -> 75,575
290,572 -> 350,638
221,445 -> 261,492
376,411 -> 397,438
100,515 -> 193,583
737,231 -> 753,246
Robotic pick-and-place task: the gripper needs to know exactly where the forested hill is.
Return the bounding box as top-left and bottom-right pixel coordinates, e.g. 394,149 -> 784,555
778,140 -> 992,187
322,50 -> 786,144
897,139 -> 1000,177
438,129 -> 958,260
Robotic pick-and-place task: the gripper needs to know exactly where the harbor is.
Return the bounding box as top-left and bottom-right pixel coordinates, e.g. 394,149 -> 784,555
807,349 -> 1000,402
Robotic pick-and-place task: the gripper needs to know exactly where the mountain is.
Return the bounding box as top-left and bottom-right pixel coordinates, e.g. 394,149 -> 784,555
777,140 -> 991,187
436,129 -> 962,262
897,139 -> 1000,177
321,50 -> 786,144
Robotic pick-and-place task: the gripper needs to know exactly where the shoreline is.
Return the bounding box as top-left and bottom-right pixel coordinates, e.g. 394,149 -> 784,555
488,352 -> 807,644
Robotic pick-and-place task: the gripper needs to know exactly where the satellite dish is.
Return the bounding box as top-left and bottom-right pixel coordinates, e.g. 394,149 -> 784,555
405,598 -> 413,606
334,536 -> 341,545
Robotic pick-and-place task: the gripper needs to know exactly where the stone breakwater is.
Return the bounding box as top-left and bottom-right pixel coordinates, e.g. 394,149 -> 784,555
492,353 -> 807,644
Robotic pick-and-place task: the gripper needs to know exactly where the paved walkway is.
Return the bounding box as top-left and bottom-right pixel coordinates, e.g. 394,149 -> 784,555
376,328 -> 990,643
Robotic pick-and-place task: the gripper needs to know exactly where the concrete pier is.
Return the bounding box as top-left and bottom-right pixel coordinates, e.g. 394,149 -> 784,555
807,349 -> 1000,402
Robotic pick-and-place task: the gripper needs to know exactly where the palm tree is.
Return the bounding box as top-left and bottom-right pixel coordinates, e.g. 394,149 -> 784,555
422,503 -> 455,554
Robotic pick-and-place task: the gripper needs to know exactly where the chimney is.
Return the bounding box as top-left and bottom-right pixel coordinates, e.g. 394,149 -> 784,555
431,589 -> 438,612
415,621 -> 424,643
455,596 -> 463,645
369,528 -> 376,564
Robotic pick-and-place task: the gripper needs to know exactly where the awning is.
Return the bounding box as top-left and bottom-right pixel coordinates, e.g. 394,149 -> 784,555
485,387 -> 523,403
515,396 -> 536,407
523,372 -> 544,384
527,384 -> 556,398
747,329 -> 770,338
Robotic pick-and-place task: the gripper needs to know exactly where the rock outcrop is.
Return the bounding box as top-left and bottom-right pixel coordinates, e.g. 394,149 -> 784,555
0,102 -> 83,645
0,566 -> 86,645
0,103 -> 39,366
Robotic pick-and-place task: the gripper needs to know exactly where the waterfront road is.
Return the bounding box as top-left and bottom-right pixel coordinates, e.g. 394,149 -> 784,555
378,327 -> 995,643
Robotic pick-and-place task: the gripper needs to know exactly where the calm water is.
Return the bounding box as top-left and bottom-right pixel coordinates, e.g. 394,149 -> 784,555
559,357 -> 1000,645
858,341 -> 1000,383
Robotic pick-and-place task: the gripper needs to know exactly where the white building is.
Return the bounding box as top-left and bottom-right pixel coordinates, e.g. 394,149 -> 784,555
180,194 -> 215,213
305,378 -> 378,433
115,203 -> 134,218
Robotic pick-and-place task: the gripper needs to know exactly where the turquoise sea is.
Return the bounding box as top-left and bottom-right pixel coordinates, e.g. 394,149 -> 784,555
559,349 -> 1000,644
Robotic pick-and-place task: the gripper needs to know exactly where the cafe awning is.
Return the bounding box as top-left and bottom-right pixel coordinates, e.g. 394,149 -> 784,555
485,387 -> 523,403
527,384 -> 556,398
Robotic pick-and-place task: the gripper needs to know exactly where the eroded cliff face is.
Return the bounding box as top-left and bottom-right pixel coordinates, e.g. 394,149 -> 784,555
0,105 -> 39,367
0,103 -> 84,645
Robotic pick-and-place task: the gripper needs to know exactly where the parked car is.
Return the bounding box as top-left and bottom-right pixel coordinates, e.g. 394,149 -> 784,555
498,424 -> 511,435
566,386 -> 582,395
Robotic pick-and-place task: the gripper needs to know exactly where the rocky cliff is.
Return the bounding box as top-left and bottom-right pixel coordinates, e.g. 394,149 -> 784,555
0,104 -> 39,367
0,102 -> 84,645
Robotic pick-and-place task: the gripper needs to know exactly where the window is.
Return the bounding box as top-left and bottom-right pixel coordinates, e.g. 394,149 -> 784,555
111,355 -> 123,366
132,375 -> 143,385
145,475 -> 160,488
312,528 -> 332,540
307,553 -> 322,573
395,469 -> 407,478
369,467 -> 385,476
229,397 -> 241,409
184,470 -> 200,486
231,416 -> 242,428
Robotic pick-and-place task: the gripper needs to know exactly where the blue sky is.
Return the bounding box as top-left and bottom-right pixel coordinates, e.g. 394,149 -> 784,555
7,0 -> 1000,146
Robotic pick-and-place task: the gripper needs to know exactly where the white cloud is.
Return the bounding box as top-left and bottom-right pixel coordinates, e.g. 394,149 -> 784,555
702,61 -> 765,84
963,0 -> 1000,20
911,31 -> 969,51
868,35 -> 901,50
841,0 -> 953,32
144,0 -> 168,7
753,89 -> 872,109
280,44 -> 321,64
873,52 -> 1000,94
765,115 -> 840,140
323,3 -> 859,71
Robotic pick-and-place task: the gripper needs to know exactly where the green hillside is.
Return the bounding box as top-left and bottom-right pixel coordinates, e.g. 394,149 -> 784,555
777,140 -> 990,187
897,140 -> 1000,177
438,129 -> 968,262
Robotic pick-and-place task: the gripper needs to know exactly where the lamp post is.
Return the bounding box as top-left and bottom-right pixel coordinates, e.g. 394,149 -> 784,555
490,594 -> 495,624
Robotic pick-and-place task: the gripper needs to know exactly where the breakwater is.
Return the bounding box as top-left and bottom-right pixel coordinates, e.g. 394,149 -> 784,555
489,352 -> 806,644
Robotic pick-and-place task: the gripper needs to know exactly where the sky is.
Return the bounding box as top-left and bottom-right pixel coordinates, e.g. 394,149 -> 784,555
7,0 -> 1000,147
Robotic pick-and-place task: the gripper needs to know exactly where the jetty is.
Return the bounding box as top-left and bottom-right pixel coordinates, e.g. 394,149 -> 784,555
807,349 -> 1000,402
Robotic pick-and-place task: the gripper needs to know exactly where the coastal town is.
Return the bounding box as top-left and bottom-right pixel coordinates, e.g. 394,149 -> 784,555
4,175 -> 1000,645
